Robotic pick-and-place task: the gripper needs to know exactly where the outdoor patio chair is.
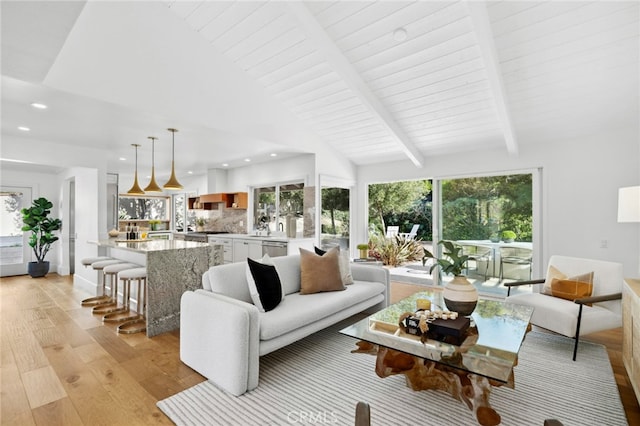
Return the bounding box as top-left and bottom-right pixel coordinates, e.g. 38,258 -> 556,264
385,226 -> 399,238
459,244 -> 492,280
505,255 -> 623,360
399,224 -> 420,240
499,246 -> 533,281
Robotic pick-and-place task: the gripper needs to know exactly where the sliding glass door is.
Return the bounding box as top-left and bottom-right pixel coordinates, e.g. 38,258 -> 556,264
439,173 -> 533,294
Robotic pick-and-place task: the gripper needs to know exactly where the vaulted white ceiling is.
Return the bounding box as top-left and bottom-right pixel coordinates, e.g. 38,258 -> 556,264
2,1 -> 638,177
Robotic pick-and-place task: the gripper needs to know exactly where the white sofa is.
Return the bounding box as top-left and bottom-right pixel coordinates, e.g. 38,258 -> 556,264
180,254 -> 389,396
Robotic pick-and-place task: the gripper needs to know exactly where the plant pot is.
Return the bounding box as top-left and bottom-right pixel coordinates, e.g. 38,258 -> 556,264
443,275 -> 478,316
28,261 -> 49,278
503,238 -> 514,243
359,248 -> 368,259
196,225 -> 204,232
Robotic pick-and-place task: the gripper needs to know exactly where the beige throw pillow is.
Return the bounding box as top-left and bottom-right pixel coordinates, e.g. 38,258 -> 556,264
542,265 -> 594,301
314,246 -> 354,285
299,247 -> 345,295
542,265 -> 567,295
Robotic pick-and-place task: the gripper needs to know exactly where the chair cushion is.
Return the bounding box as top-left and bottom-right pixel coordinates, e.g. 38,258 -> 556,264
259,280 -> 386,340
299,248 -> 345,295
506,292 -> 621,336
246,255 -> 283,313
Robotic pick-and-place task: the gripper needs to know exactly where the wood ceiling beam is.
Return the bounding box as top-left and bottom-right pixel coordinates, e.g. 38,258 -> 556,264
465,1 -> 519,156
286,2 -> 425,168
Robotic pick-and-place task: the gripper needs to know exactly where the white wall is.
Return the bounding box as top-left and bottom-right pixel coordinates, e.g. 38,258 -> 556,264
225,154 -> 316,191
356,127 -> 640,278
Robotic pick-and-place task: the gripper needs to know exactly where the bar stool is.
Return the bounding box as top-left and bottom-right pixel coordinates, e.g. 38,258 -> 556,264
117,267 -> 147,334
92,263 -> 140,316
81,256 -> 112,267
80,259 -> 126,307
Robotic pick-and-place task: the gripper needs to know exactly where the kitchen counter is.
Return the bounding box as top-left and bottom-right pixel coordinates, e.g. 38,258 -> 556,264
90,239 -> 223,336
91,238 -> 210,252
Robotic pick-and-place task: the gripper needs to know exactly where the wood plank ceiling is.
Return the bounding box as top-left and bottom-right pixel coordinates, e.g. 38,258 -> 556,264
166,1 -> 638,168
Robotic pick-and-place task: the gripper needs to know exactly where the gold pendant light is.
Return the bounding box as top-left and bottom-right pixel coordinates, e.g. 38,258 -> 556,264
126,143 -> 145,195
163,128 -> 183,190
143,136 -> 163,193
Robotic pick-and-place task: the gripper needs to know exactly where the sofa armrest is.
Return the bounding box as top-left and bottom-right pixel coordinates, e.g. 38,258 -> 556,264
180,290 -> 260,396
350,263 -> 390,307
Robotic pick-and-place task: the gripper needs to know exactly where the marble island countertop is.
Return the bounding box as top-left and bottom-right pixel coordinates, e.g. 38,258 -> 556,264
89,238 -> 222,337
91,239 -> 210,253
200,233 -> 313,242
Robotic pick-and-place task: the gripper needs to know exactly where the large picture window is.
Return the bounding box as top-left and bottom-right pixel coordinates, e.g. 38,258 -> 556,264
253,182 -> 305,237
366,171 -> 536,297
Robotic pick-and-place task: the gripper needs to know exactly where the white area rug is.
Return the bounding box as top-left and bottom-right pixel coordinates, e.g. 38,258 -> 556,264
158,318 -> 627,426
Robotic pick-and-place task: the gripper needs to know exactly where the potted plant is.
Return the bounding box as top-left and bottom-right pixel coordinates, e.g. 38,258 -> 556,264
356,243 -> 369,259
196,217 -> 207,232
21,197 -> 62,278
502,230 -> 516,243
422,240 -> 478,315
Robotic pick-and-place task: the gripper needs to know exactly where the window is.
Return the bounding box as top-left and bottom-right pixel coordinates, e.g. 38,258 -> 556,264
253,182 -> 305,236
440,173 -> 533,288
320,187 -> 350,250
118,195 -> 169,220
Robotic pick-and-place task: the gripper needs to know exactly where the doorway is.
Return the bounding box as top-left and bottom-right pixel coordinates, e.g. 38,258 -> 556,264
68,179 -> 76,275
0,186 -> 33,276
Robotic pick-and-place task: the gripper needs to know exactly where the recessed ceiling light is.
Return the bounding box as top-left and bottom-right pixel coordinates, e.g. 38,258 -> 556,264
270,153 -> 277,157
119,157 -> 127,161
393,27 -> 408,42
187,171 -> 193,174
244,158 -> 251,162
30,102 -> 48,109
222,163 -> 229,167
18,126 -> 30,131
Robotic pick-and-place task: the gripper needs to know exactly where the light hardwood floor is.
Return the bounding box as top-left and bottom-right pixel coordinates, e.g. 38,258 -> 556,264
1,275 -> 638,425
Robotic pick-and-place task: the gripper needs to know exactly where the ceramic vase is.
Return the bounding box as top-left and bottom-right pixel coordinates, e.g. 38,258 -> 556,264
443,275 -> 478,316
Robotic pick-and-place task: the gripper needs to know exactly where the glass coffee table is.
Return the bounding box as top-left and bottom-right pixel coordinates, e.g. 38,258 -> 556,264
340,292 -> 534,426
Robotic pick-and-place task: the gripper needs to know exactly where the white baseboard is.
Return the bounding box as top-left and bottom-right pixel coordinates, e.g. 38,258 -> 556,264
73,274 -> 98,296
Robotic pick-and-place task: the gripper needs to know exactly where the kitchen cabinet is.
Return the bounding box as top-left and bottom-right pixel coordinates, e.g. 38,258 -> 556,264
188,192 -> 248,210
209,236 -> 233,264
233,238 -> 262,262
188,197 -> 215,210
200,193 -> 227,204
226,192 -> 248,209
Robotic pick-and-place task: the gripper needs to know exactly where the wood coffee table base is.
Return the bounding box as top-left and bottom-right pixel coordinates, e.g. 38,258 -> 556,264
353,341 -> 513,426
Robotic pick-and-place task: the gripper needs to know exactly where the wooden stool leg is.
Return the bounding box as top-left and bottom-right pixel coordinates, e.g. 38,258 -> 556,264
103,277 -> 139,323
81,267 -> 111,307
92,271 -> 120,314
118,277 -> 147,334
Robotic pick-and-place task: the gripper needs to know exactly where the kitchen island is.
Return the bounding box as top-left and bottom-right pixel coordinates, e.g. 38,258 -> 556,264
89,239 -> 223,336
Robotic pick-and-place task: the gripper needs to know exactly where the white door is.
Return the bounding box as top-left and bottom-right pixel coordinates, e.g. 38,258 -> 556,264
0,187 -> 33,276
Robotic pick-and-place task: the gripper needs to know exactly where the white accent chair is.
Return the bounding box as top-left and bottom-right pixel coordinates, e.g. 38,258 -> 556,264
505,255 -> 623,360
